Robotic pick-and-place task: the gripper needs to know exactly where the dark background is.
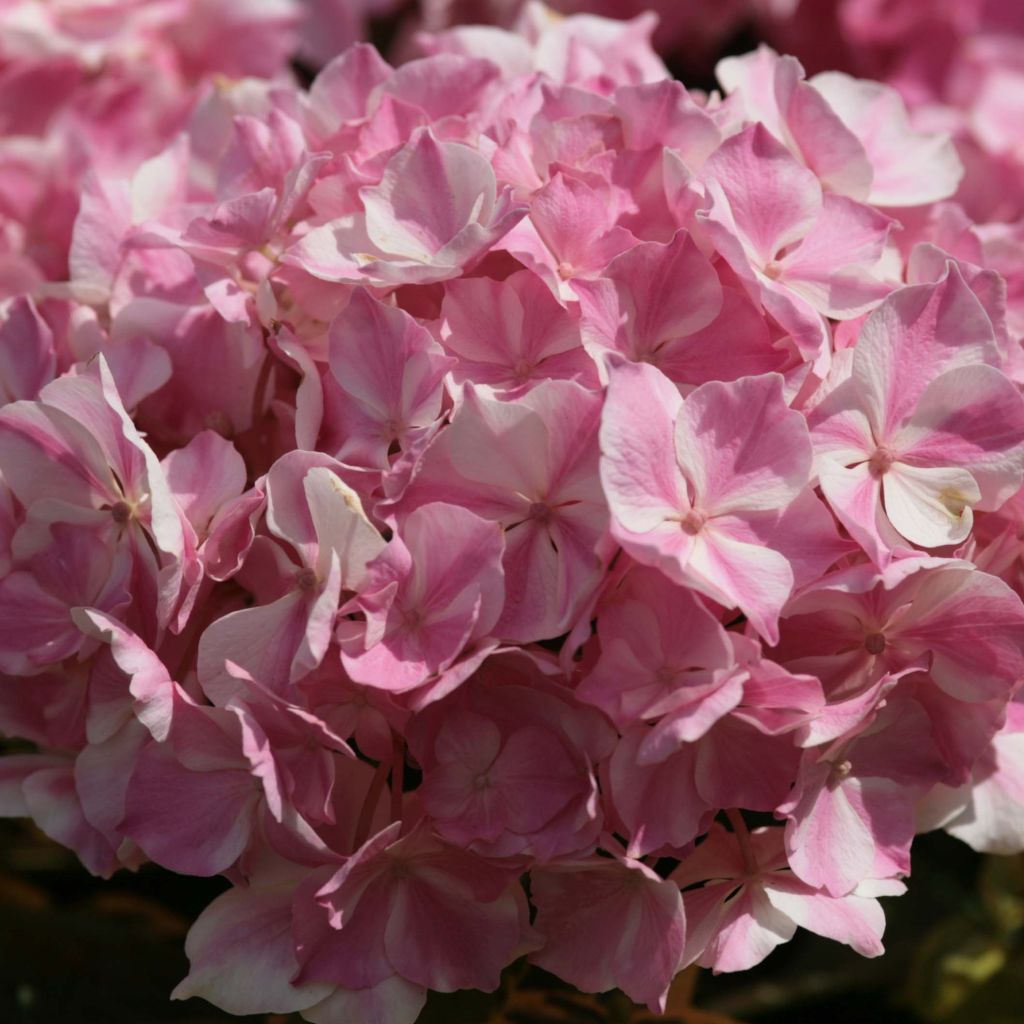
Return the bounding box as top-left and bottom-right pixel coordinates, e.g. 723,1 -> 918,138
3,816 -> 1023,1023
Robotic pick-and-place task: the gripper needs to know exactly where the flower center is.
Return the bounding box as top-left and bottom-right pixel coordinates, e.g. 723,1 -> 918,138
864,632 -> 887,655
294,568 -> 319,593
403,606 -> 425,631
827,759 -> 853,788
528,501 -> 554,525
110,500 -> 133,524
680,508 -> 707,535
868,445 -> 897,477
512,360 -> 534,382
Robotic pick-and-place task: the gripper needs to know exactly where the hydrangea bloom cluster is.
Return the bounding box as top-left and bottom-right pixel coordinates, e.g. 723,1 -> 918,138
414,0 -> 748,72
757,0 -> 1024,223
2,4 -> 1024,1021
0,0 -> 302,297
414,0 -> 1024,227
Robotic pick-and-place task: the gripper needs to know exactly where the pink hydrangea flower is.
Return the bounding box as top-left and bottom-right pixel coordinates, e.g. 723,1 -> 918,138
676,822 -> 902,973
397,379 -> 609,642
600,360 -> 818,643
810,267 -> 1024,563
340,501 -> 506,696
287,129 -> 528,286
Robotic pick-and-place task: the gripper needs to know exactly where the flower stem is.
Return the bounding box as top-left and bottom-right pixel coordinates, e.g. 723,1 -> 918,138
353,756 -> 389,850
725,808 -> 758,876
390,730 -> 404,827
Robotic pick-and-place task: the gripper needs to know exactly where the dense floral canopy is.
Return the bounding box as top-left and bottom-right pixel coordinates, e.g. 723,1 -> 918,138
1,2 -> 1023,1021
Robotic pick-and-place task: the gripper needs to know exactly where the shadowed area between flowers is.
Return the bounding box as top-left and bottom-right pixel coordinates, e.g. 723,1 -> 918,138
3,819 -> 1022,1024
